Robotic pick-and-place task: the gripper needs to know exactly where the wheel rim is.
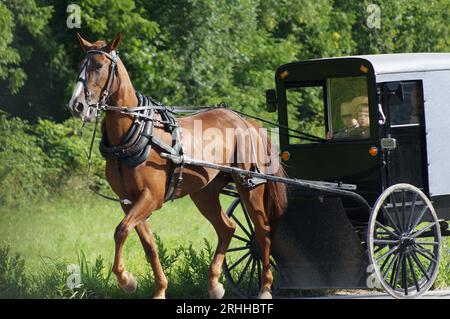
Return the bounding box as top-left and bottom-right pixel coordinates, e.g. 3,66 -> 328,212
368,184 -> 441,299
223,198 -> 277,298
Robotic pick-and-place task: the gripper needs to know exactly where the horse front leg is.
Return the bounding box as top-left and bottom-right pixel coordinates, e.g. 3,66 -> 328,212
135,221 -> 168,298
112,188 -> 159,294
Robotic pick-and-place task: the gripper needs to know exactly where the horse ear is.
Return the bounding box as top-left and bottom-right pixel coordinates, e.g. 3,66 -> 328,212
76,33 -> 92,52
105,32 -> 122,52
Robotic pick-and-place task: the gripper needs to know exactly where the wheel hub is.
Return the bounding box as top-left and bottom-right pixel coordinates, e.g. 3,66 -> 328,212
400,234 -> 415,250
249,239 -> 260,258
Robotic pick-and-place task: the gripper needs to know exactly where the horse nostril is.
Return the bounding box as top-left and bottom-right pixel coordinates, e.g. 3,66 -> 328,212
75,103 -> 85,113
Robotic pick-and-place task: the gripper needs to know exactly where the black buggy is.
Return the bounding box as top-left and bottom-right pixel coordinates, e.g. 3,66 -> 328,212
218,53 -> 450,299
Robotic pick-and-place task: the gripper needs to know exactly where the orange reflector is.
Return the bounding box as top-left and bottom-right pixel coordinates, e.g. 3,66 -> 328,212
360,65 -> 369,73
281,151 -> 290,161
280,70 -> 289,79
369,146 -> 378,157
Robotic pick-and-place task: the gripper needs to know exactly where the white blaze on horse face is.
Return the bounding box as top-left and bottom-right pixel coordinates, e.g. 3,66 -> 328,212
68,81 -> 84,110
68,60 -> 88,116
68,59 -> 97,122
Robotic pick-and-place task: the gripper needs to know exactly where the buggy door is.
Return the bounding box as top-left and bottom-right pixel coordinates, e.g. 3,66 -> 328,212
380,81 -> 429,192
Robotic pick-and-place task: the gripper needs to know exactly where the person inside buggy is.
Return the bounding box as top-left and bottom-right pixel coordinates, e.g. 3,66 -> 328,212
327,95 -> 369,140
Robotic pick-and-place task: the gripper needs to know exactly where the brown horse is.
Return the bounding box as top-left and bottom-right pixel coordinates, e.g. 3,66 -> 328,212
67,32 -> 287,299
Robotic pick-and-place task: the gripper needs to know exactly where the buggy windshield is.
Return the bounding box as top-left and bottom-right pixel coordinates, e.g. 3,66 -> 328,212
286,76 -> 369,144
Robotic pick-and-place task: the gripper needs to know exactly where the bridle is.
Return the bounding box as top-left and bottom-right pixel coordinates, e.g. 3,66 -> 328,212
77,49 -> 174,120
78,49 -> 119,117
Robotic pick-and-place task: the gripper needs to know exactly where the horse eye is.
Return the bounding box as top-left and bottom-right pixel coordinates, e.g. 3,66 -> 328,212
95,62 -> 103,70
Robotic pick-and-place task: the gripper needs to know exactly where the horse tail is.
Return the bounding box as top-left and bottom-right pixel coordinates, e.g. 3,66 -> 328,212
264,138 -> 288,238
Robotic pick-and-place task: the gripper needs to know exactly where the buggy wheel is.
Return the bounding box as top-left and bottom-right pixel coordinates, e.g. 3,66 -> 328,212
223,197 -> 278,298
368,183 -> 442,299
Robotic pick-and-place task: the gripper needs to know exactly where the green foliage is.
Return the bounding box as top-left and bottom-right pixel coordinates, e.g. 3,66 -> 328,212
1,0 -> 447,121
0,114 -> 50,205
0,245 -> 30,298
0,114 -> 104,206
0,240 -> 218,298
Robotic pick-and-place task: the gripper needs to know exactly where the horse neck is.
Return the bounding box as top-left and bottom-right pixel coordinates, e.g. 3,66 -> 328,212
104,60 -> 138,146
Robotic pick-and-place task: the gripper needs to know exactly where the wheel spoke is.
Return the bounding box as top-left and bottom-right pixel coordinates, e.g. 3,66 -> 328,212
376,245 -> 400,263
227,245 -> 251,253
416,243 -> 439,260
228,251 -> 251,271
390,193 -> 403,232
380,252 -> 394,273
383,254 -> 399,280
374,239 -> 400,245
410,251 -> 430,280
236,255 -> 253,286
402,253 -> 408,295
414,241 -> 439,246
231,214 -> 252,239
376,231 -> 397,237
389,255 -> 400,286
374,245 -> 386,254
392,252 -> 405,289
241,202 -> 255,236
381,206 -> 402,235
402,189 -> 407,232
412,246 -> 438,264
247,258 -> 256,295
411,222 -> 437,238
407,192 -> 419,230
410,205 -> 429,232
233,234 -> 250,243
376,221 -> 400,239
407,253 -> 420,292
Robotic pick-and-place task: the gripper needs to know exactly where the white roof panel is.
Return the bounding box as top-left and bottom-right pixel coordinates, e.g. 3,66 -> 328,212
356,53 -> 450,75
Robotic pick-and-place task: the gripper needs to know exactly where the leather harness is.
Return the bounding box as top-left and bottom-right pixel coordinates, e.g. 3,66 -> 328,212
99,92 -> 185,202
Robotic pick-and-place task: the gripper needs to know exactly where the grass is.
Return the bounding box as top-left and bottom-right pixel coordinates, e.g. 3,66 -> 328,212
0,189 -> 232,274
0,186 -> 236,298
0,186 -> 449,298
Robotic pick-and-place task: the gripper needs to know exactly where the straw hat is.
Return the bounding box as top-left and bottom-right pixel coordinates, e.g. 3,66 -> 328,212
351,96 -> 369,110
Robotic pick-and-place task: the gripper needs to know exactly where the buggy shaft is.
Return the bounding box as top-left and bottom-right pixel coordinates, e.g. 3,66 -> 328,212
160,152 -> 370,209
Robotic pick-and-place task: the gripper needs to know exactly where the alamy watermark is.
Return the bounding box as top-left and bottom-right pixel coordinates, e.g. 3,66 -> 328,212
168,122 -> 282,174
366,4 -> 381,30
67,4 -> 81,29
366,264 -> 382,289
66,263 -> 82,291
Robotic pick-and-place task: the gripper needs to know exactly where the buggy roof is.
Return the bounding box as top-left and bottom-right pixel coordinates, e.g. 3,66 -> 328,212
311,53 -> 450,75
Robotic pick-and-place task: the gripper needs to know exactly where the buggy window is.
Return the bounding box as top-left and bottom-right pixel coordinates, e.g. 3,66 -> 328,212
388,81 -> 423,126
285,82 -> 326,144
327,76 -> 370,140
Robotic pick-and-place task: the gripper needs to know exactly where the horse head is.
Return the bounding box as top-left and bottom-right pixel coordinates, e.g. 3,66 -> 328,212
68,32 -> 122,122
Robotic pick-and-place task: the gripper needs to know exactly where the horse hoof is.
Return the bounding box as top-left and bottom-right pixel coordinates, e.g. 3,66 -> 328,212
258,290 -> 272,299
153,294 -> 166,299
208,283 -> 225,299
119,272 -> 137,294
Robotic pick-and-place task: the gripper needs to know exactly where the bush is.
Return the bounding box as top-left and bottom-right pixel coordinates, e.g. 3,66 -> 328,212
0,113 -> 106,206
0,115 -> 50,206
0,245 -> 30,298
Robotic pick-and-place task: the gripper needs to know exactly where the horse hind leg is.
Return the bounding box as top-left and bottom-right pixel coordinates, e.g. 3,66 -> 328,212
234,183 -> 273,299
189,175 -> 236,299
